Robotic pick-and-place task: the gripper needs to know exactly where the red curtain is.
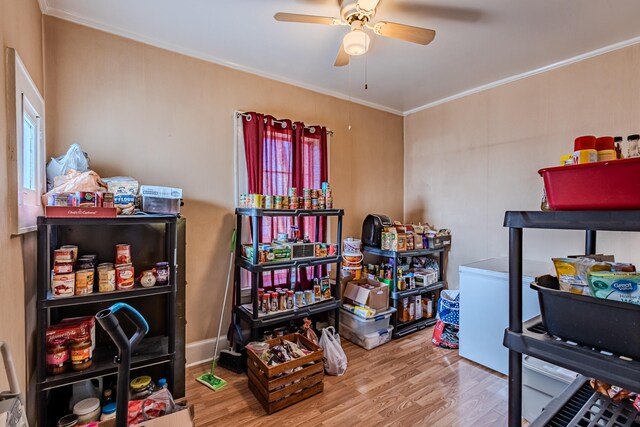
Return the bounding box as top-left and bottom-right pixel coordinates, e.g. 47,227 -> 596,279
242,113 -> 328,290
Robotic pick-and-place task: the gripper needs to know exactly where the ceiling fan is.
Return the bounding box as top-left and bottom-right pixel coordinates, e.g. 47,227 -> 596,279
274,0 -> 436,67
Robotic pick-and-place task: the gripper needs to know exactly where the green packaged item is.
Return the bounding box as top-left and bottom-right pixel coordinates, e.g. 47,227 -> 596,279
587,271 -> 640,305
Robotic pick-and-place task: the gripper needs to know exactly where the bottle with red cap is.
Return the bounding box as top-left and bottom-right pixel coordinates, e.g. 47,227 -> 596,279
573,136 -> 597,164
595,136 -> 616,162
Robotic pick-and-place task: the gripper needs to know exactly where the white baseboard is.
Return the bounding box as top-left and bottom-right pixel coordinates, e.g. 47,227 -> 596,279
185,337 -> 230,368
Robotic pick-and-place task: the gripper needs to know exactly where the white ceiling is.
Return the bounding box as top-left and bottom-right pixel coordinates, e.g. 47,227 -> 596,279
41,0 -> 640,115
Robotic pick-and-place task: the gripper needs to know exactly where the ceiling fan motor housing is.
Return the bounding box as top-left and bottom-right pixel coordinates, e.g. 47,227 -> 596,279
340,0 -> 375,23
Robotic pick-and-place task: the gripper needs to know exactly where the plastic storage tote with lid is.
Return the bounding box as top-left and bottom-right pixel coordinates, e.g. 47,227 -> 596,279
330,307 -> 395,335
340,324 -> 393,350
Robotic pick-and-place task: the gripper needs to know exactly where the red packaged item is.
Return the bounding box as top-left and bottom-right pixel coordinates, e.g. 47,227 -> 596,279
431,319 -> 459,349
46,316 -> 96,351
634,395 -> 639,412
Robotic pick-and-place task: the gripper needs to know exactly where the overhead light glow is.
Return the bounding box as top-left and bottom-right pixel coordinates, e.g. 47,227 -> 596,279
343,28 -> 370,56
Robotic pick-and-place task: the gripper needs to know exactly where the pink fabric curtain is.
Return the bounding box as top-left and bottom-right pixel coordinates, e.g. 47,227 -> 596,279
242,113 -> 328,291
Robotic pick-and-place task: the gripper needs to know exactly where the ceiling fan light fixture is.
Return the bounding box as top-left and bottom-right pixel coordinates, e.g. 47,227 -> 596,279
343,28 -> 370,56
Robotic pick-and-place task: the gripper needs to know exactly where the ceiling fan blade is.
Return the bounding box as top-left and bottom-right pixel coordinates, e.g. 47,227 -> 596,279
274,12 -> 340,25
334,44 -> 349,67
373,22 -> 435,45
357,0 -> 380,12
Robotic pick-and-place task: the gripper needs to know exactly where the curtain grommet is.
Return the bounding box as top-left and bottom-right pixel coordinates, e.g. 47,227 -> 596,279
245,115 -> 251,122
281,122 -> 287,129
310,127 -> 315,134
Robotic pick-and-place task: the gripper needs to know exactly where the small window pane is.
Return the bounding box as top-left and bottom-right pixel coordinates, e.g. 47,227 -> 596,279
22,114 -> 36,191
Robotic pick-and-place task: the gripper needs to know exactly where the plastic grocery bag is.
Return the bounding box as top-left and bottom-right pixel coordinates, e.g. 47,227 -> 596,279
436,289 -> 460,326
318,327 -> 347,376
41,170 -> 107,206
46,143 -> 89,189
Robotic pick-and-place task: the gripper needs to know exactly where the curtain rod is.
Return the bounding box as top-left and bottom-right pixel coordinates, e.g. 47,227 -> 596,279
235,111 -> 334,136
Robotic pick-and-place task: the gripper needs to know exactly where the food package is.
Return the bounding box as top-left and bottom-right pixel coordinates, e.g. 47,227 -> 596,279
102,176 -> 139,215
42,170 -> 107,206
46,316 -> 96,351
589,379 -> 637,403
432,319 -> 459,349
552,258 -> 602,294
587,271 -> 640,305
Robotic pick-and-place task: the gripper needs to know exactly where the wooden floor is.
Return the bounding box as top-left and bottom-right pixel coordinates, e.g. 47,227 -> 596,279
185,327 -> 509,427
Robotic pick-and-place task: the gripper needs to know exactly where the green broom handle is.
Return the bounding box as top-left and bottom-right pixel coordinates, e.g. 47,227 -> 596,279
212,229 -> 236,372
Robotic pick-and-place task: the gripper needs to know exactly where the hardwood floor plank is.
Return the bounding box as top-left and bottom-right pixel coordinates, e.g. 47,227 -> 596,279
186,327 -> 508,426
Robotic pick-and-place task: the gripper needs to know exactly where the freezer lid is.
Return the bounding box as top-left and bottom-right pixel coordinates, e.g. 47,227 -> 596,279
523,355 -> 578,384
459,257 -> 552,281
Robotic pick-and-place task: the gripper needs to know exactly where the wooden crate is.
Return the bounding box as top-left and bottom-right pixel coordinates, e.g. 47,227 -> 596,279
246,333 -> 324,414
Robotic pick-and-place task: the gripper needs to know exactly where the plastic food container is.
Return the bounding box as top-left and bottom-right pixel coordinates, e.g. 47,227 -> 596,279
334,307 -> 395,335
539,157 -> 640,210
340,324 -> 393,350
531,276 -> 640,359
73,397 -> 101,424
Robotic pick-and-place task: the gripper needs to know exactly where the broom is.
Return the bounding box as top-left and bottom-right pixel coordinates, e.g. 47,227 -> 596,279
195,229 -> 236,391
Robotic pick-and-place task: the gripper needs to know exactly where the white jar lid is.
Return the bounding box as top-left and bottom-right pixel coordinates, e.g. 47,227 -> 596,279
73,397 -> 100,416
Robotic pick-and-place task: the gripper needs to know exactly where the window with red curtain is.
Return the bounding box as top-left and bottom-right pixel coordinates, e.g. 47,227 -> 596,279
241,112 -> 328,291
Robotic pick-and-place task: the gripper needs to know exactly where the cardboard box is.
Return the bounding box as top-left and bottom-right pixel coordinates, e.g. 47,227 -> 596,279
343,278 -> 389,311
99,406 -> 194,427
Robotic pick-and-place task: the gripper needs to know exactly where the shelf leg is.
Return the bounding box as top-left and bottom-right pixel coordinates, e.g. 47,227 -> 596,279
508,227 -> 523,427
585,230 -> 597,255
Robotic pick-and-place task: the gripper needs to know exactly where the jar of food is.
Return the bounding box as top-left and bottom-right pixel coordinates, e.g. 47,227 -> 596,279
573,135 -> 597,164
257,287 -> 265,303
73,397 -> 101,424
278,291 -> 287,311
47,338 -> 69,375
286,291 -> 294,309
270,291 -> 279,312
304,289 -> 314,305
261,293 -> 270,314
596,136 -> 616,162
130,375 -> 155,400
56,414 -> 79,427
139,270 -> 156,288
313,282 -> 322,299
294,291 -> 304,307
154,262 -> 170,285
627,134 -> 640,158
100,403 -> 116,421
70,335 -> 92,371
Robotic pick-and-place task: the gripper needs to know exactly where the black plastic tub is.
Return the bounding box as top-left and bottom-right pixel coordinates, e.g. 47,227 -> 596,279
531,275 -> 640,360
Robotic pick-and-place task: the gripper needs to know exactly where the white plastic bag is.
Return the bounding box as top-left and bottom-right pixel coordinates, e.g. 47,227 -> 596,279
46,143 -> 89,189
319,326 -> 347,376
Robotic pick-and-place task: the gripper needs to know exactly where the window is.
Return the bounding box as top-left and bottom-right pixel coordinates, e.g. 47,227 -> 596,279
7,48 -> 45,234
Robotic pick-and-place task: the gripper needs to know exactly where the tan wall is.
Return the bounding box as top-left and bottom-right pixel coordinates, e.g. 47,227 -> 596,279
43,16 -> 404,346
405,43 -> 640,288
0,0 -> 43,394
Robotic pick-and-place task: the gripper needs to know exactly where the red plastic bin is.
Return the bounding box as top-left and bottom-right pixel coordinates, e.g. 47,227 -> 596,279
539,157 -> 640,210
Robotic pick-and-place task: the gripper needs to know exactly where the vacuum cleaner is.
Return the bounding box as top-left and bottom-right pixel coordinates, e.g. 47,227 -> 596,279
96,302 -> 149,427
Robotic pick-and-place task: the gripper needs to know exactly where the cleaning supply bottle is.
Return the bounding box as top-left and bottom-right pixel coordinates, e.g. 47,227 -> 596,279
156,378 -> 168,391
596,136 -> 616,161
573,135 -> 597,164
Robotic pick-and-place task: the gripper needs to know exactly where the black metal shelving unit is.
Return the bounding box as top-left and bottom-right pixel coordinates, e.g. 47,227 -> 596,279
362,245 -> 447,339
503,210 -> 640,427
35,215 -> 185,426
234,208 -> 344,341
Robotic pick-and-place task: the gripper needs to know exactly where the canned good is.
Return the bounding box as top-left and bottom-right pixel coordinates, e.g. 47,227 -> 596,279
270,292 -> 279,312
53,262 -> 74,274
49,192 -> 75,207
282,196 -> 289,208
75,192 -> 96,207
304,289 -> 315,304
288,188 -> 297,198
303,188 -> 311,197
264,195 -> 274,209
115,244 -> 131,265
314,283 -> 322,299
51,273 -> 75,297
304,199 -> 312,210
311,198 -> 318,209
75,270 -> 94,295
274,196 -> 283,210
259,250 -> 267,263
98,266 -> 116,292
289,199 -> 298,210
326,197 -> 333,209
318,197 -> 325,209
252,194 -> 263,208
76,256 -> 95,271
115,264 -> 134,290
54,248 -> 74,263
328,244 -> 338,255
60,245 -> 79,262
295,291 -> 304,306
286,290 -> 294,309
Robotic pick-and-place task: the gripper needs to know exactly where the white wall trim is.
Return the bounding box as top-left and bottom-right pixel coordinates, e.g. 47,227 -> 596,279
185,337 -> 230,368
43,7 -> 403,116
37,0 -> 49,14
403,35 -> 640,116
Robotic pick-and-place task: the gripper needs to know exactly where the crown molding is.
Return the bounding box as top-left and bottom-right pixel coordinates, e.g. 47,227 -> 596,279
403,35 -> 640,116
43,7 -> 404,116
37,0 -> 49,14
